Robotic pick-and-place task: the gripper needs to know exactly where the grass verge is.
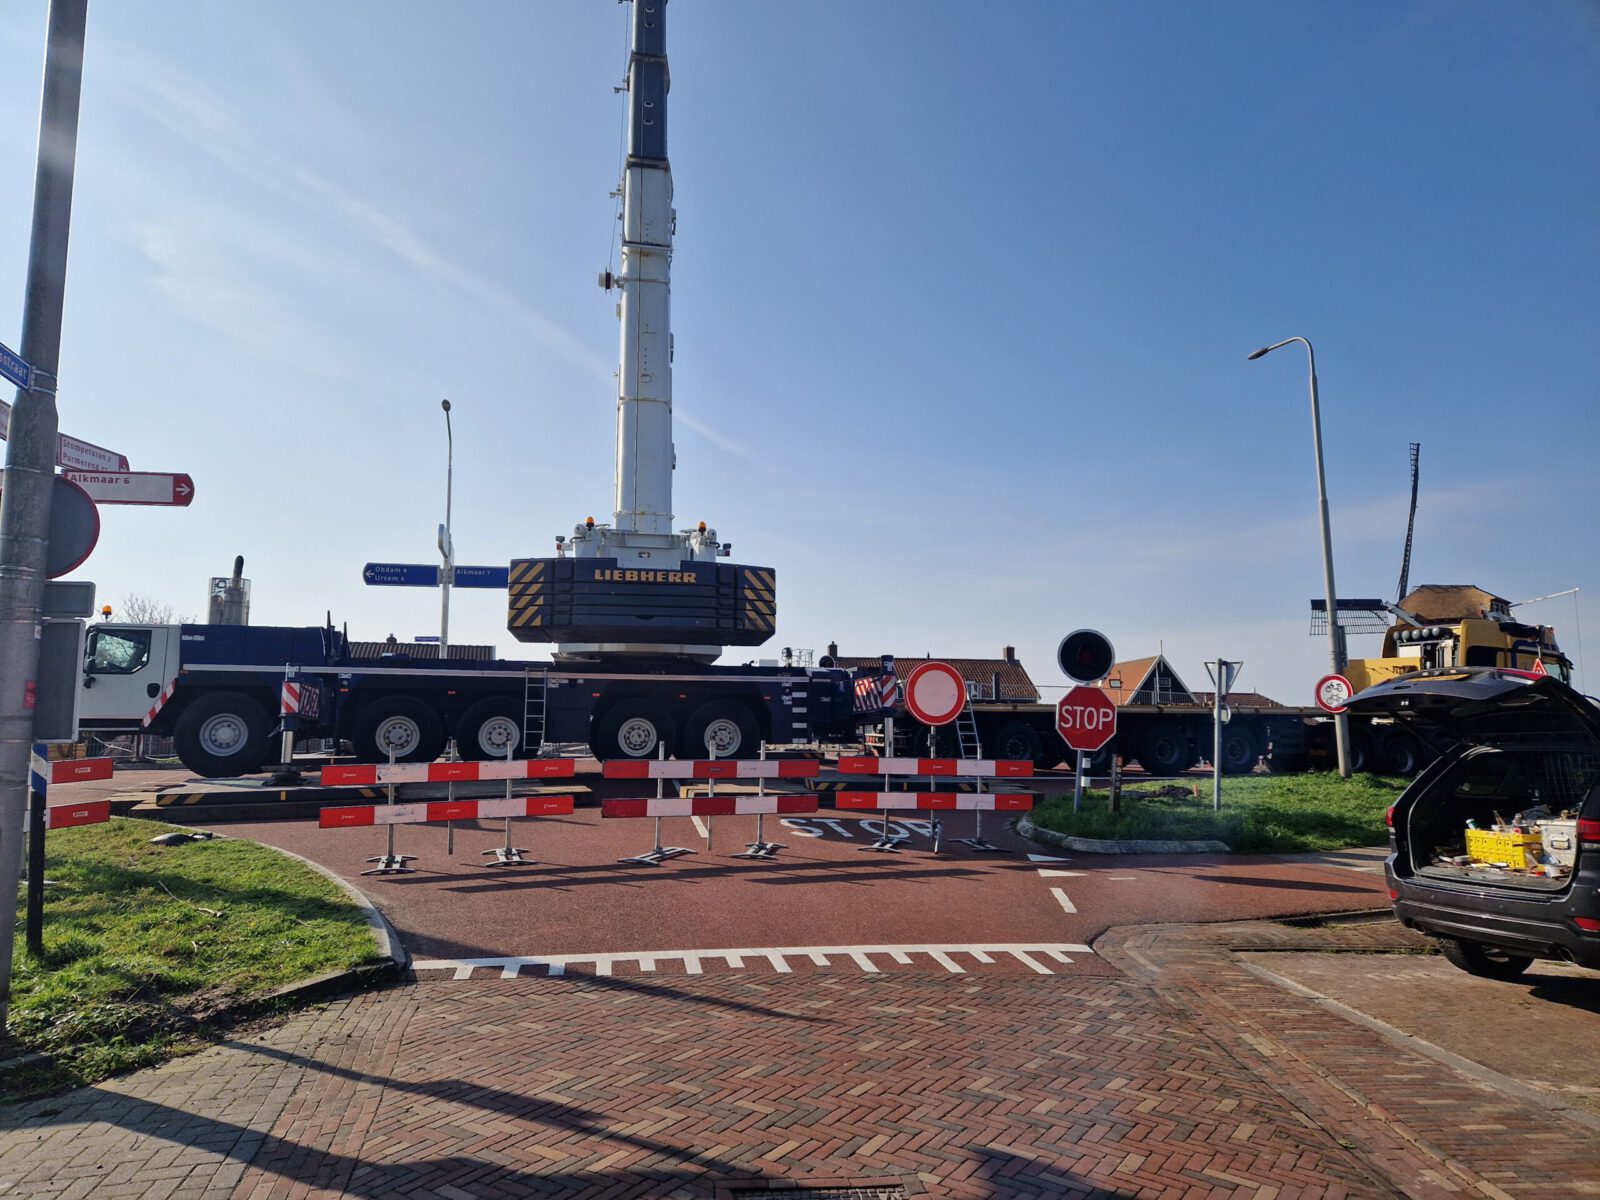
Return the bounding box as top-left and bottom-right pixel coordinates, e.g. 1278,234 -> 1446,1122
2,817 -> 388,1101
1030,772 -> 1407,854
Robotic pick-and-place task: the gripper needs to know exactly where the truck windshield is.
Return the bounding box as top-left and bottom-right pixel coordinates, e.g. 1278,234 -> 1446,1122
86,628 -> 152,674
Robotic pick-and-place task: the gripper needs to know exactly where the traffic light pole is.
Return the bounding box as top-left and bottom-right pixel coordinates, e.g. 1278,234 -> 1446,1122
0,0 -> 88,1028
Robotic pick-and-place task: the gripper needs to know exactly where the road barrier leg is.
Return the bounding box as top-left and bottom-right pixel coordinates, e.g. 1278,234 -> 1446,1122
860,814 -> 910,853
363,749 -> 417,875
482,745 -> 529,866
619,745 -> 694,866
735,743 -> 786,860
954,779 -> 1003,852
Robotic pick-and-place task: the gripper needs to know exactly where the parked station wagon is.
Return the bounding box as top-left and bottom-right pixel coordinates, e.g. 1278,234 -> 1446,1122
1345,666 -> 1600,978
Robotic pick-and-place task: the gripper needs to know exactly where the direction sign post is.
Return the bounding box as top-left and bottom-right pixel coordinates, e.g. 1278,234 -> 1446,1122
362,563 -> 441,588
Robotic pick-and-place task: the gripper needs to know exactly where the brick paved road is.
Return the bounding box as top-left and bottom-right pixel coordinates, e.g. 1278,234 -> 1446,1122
6,915 -> 1597,1199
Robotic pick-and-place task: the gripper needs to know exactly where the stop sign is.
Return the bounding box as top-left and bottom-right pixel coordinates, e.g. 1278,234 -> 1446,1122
1056,685 -> 1117,751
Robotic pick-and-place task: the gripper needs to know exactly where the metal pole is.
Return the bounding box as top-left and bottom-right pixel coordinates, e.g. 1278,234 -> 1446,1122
1072,751 -> 1085,813
1212,668 -> 1223,812
439,399 -> 453,659
1250,336 -> 1351,776
0,0 -> 89,1029
25,745 -> 47,956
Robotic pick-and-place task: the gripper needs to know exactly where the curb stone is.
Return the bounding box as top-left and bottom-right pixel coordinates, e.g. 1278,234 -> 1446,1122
1017,811 -> 1231,854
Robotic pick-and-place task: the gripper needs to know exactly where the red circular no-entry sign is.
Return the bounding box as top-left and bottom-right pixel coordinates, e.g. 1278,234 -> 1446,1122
1056,685 -> 1118,752
904,661 -> 967,726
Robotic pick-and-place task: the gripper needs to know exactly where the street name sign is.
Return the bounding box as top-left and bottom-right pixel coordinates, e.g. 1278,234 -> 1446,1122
64,470 -> 194,507
451,565 -> 510,589
0,340 -> 31,390
1056,685 -> 1117,752
363,562 -> 441,587
362,563 -> 510,588
0,399 -> 129,471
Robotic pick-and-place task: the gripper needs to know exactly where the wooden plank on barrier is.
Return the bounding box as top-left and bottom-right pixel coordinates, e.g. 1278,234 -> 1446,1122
320,758 -> 577,787
318,794 -> 576,829
836,791 -> 1033,812
836,756 -> 1033,778
602,794 -> 818,819
602,759 -> 821,781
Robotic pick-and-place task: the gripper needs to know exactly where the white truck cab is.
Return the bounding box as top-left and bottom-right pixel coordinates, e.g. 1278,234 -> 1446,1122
80,624 -> 182,730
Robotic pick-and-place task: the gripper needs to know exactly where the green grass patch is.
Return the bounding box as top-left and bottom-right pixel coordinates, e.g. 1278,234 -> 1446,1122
1030,772 -> 1406,854
2,818 -> 387,1101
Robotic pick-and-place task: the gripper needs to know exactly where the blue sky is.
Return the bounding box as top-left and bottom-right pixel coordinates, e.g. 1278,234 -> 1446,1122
1,1 -> 1595,706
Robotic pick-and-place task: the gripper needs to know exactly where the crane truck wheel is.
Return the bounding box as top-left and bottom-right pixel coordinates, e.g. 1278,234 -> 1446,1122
681,701 -> 759,759
1136,728 -> 1195,776
456,698 -> 524,761
993,721 -> 1044,767
353,696 -> 446,764
173,691 -> 271,778
592,699 -> 675,760
1377,732 -> 1425,777
1218,726 -> 1262,775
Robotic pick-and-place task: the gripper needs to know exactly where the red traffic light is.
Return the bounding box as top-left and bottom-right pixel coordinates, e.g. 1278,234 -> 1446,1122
1057,628 -> 1115,683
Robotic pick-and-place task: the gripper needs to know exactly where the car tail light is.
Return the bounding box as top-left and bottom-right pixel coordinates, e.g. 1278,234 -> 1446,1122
1575,917 -> 1600,934
1388,889 -> 1399,901
1385,805 -> 1395,828
1579,818 -> 1600,845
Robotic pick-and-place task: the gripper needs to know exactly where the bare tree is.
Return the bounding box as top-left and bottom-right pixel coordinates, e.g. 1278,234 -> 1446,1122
113,593 -> 194,624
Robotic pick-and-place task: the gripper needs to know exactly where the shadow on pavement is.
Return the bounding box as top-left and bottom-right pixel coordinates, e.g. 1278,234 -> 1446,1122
1188,873 -> 1377,894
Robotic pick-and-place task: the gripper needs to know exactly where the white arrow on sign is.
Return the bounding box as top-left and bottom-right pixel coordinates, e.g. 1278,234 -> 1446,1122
63,470 -> 194,507
0,399 -> 129,472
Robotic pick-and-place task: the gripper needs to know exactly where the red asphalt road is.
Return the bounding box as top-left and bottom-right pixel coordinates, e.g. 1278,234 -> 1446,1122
224,800 -> 1389,966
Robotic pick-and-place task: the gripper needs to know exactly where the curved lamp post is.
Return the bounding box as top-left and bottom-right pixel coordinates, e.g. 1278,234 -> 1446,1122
1248,337 -> 1352,777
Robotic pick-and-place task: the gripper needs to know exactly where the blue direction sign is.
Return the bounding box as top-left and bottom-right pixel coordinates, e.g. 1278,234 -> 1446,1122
450,565 -> 510,589
362,562 -> 440,587
0,340 -> 33,391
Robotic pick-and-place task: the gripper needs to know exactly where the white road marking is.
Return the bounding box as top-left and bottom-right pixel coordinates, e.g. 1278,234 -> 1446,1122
1027,854 -> 1073,863
1051,887 -> 1077,914
690,815 -> 709,838
1036,869 -> 1085,878
1107,875 -> 1138,880
413,942 -> 1098,980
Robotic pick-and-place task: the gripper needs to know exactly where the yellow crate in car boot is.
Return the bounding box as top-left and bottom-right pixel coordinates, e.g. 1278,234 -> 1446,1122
1465,827 -> 1541,866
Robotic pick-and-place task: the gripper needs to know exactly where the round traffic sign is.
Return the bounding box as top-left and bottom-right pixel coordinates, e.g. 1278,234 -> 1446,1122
903,661 -> 966,726
1314,673 -> 1353,714
1056,684 -> 1117,751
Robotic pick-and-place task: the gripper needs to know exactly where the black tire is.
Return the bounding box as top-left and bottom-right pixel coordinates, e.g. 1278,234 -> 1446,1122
353,696 -> 446,764
173,691 -> 271,778
1136,727 -> 1195,776
992,721 -> 1043,766
592,699 -> 675,760
680,700 -> 759,759
1377,732 -> 1425,777
1438,938 -> 1534,981
1218,725 -> 1262,775
1348,730 -> 1373,774
456,697 -> 524,761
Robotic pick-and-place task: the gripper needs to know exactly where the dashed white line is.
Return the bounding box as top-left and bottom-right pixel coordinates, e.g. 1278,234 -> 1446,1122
1051,886 -> 1077,914
1037,869 -> 1085,878
689,815 -> 710,838
413,942 -> 1096,980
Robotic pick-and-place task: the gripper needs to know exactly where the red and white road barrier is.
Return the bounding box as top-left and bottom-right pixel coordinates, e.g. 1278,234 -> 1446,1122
602,758 -> 820,781
48,758 -> 114,784
837,756 -> 1033,778
23,799 -> 112,833
835,791 -> 1033,812
320,794 -> 575,829
321,758 -> 577,787
602,794 -> 818,819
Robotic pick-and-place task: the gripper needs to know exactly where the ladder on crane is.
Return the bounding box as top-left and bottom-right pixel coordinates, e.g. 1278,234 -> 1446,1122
955,687 -> 983,759
523,668 -> 549,756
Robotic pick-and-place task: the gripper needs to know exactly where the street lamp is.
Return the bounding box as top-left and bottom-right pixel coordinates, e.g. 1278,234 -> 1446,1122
1248,337 -> 1352,777
439,399 -> 453,660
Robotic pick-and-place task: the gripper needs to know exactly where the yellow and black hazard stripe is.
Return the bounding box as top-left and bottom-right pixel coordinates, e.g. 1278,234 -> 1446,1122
507,559 -> 548,628
740,567 -> 776,634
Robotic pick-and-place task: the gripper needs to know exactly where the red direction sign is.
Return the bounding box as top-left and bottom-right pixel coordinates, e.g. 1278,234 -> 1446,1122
1056,685 -> 1117,751
64,470 -> 195,507
903,661 -> 967,726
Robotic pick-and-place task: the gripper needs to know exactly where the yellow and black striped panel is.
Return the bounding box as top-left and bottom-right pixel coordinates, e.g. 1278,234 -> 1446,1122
740,567 -> 777,634
507,559 -> 548,630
